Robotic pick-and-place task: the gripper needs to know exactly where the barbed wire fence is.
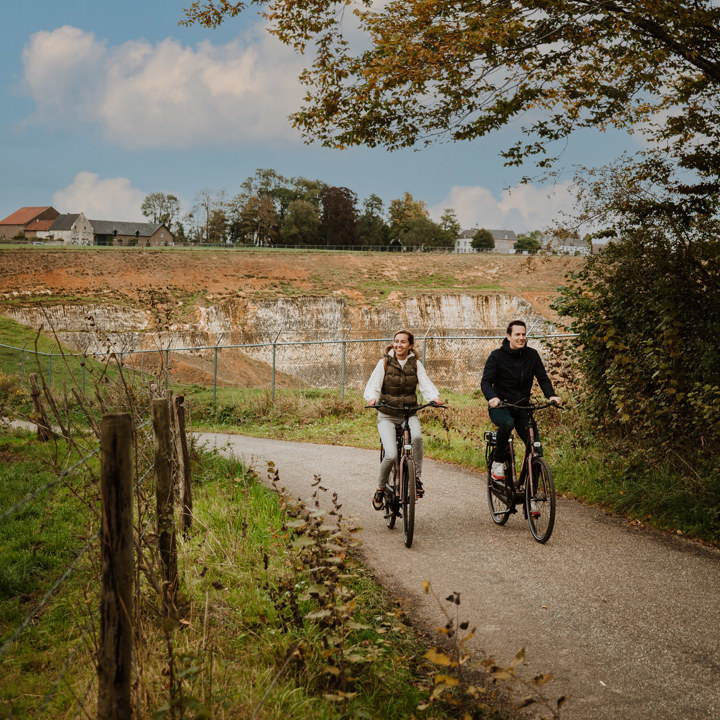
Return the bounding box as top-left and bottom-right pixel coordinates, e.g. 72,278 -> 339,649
1,355 -> 193,718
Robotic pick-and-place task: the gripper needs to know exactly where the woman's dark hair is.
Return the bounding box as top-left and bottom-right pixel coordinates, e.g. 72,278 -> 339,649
394,329 -> 415,346
385,329 -> 415,355
506,320 -> 526,335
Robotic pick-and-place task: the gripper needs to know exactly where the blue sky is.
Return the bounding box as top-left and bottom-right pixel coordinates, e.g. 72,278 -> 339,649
1,2 -> 640,233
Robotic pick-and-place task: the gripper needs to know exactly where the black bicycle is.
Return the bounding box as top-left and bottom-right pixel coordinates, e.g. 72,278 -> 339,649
366,401 -> 446,548
484,400 -> 559,543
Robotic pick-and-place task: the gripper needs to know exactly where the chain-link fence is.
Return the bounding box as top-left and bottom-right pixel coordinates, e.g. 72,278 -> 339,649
2,333 -> 577,399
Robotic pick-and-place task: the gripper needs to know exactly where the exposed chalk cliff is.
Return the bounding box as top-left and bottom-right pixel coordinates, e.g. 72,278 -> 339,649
3,294 -> 554,392
3,293 -> 548,347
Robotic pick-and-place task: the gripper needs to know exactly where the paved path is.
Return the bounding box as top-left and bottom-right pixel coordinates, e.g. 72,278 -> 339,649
194,433 -> 720,720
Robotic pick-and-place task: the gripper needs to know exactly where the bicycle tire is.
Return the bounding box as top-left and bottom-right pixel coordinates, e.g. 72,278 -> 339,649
487,459 -> 512,526
526,457 -> 556,543
401,457 -> 416,548
384,464 -> 398,529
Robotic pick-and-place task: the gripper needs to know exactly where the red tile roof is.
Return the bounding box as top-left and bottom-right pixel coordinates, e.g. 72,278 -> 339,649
0,206 -> 54,225
27,220 -> 55,232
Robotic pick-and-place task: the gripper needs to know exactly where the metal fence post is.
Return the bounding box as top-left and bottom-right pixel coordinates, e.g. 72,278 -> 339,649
422,322 -> 433,365
213,334 -> 223,407
341,326 -> 351,399
20,341 -> 28,386
271,331 -> 281,399
164,343 -> 171,391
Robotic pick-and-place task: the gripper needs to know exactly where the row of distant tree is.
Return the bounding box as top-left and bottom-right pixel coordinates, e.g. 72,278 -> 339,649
141,168 -> 470,248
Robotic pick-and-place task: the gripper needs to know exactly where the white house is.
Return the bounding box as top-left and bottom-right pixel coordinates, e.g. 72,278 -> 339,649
49,213 -> 94,245
544,235 -> 591,255
454,228 -> 518,254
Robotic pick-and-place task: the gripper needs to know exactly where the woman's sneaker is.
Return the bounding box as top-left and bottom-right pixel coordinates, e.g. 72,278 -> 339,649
491,462 -> 505,481
372,488 -> 385,511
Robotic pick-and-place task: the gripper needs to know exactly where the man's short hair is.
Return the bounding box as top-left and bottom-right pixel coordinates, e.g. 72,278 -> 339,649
506,320 -> 526,335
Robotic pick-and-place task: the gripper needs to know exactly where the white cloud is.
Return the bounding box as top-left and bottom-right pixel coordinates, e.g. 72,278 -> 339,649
431,181 -> 576,233
22,26 -> 108,125
22,25 -> 305,148
53,172 -> 146,220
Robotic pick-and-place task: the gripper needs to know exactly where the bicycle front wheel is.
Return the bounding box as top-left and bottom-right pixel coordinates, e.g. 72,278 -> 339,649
401,457 -> 416,548
385,464 -> 398,529
526,457 -> 556,543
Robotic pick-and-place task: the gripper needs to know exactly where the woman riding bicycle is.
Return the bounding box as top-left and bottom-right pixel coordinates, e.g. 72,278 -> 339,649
364,329 -> 444,511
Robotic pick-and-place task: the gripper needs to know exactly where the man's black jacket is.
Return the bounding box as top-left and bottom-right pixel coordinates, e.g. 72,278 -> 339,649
480,338 -> 556,404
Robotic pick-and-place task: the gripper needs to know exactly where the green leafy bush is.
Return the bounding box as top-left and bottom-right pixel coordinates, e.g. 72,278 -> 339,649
554,213 -> 720,456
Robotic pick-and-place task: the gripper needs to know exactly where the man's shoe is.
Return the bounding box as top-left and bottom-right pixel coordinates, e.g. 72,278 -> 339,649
491,461 -> 505,481
372,488 -> 385,511
415,478 -> 424,499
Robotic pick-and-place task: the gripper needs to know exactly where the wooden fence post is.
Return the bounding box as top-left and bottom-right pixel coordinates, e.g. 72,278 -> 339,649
98,413 -> 134,720
152,398 -> 177,615
28,373 -> 52,442
173,395 -> 193,534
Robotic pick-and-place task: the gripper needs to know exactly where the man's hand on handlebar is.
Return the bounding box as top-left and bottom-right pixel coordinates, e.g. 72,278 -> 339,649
488,397 -> 562,409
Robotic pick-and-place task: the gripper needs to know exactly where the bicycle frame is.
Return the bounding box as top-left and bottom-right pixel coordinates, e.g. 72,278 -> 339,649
516,416 -> 543,500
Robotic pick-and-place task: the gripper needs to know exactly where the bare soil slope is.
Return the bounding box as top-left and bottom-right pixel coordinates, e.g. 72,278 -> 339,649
0,248 -> 582,321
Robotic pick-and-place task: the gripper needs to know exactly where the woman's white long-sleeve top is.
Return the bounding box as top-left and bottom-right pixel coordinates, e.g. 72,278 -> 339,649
363,350 -> 440,404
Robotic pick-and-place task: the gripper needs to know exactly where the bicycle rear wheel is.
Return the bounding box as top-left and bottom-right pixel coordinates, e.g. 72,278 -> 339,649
401,457 -> 416,548
526,457 -> 556,543
384,464 -> 398,529
487,458 -> 512,526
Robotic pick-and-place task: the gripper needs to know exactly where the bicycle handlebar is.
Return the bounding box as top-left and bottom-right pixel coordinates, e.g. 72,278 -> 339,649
364,401 -> 448,412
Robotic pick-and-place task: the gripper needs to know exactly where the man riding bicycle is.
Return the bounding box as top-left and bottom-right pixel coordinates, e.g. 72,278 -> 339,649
481,320 -> 561,483
364,329 -> 444,510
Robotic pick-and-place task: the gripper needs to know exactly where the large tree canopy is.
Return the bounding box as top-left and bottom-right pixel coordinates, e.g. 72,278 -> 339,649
183,1 -> 720,180
141,192 -> 181,228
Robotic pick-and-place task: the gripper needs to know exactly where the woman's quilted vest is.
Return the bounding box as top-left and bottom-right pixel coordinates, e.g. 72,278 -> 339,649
379,353 -> 419,416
